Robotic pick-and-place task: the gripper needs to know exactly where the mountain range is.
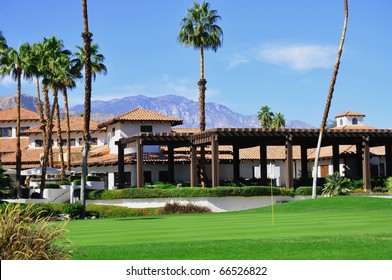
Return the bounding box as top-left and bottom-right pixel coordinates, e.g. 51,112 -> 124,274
0,93 -> 315,129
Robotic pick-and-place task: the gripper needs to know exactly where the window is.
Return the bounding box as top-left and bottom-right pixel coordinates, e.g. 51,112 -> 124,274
141,125 -> 153,132
111,127 -> 115,137
0,127 -> 12,137
144,171 -> 152,184
114,172 -> 131,186
352,118 -> 358,125
35,139 -> 43,147
91,138 -> 98,145
69,138 -> 76,146
60,139 -> 67,146
339,119 -> 343,126
20,126 -> 30,131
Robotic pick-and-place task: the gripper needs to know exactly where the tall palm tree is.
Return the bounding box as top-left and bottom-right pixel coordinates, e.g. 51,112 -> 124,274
257,106 -> 274,128
312,0 -> 348,198
179,1 -> 223,187
0,43 -> 31,198
81,0 -> 93,218
60,57 -> 81,172
38,37 -> 71,195
75,43 -> 107,81
272,112 -> 285,128
0,31 -> 7,53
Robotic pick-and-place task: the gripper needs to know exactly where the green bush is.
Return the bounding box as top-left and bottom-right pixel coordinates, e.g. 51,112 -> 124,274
44,183 -> 60,189
386,177 -> 392,194
295,186 -> 323,196
0,188 -> 16,199
322,172 -> 351,196
159,202 -> 211,215
87,186 -> 295,200
153,182 -> 177,189
63,202 -> 83,219
372,186 -> 387,193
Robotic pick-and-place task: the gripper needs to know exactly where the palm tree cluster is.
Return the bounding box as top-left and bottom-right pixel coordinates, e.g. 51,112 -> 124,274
257,105 -> 286,128
0,31 -> 106,198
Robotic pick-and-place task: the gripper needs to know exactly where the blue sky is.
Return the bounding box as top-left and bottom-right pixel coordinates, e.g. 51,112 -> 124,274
1,0 -> 391,128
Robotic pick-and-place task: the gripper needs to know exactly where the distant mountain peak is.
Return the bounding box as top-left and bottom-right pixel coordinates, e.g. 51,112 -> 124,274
0,93 -> 315,129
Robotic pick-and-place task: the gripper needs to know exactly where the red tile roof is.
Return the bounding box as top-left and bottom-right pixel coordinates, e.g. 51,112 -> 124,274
22,117 -> 105,134
99,108 -> 183,127
0,107 -> 40,122
335,111 -> 365,118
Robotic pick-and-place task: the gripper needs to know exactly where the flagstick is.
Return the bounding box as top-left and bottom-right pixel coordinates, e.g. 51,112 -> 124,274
269,162 -> 275,226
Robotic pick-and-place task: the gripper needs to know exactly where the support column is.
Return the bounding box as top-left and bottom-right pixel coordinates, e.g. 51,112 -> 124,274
362,136 -> 371,192
211,136 -> 219,187
190,145 -> 197,187
332,144 -> 340,174
300,145 -> 308,179
168,144 -> 175,184
285,136 -> 294,189
260,143 -> 268,185
136,140 -> 144,188
117,142 -> 125,189
233,144 -> 240,181
356,143 -> 363,177
385,144 -> 392,177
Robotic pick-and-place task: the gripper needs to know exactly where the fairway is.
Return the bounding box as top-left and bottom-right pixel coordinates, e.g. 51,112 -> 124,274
65,196 -> 392,260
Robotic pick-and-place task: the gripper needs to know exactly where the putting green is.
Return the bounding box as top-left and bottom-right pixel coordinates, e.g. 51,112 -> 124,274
65,196 -> 392,259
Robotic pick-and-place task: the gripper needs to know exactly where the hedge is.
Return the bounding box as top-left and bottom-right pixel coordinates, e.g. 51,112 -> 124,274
87,186 -> 295,200
295,186 -> 323,196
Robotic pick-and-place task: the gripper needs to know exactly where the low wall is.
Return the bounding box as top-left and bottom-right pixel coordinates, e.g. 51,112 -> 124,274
88,196 -> 311,212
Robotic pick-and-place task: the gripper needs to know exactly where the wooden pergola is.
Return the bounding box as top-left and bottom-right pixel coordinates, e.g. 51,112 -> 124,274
116,128 -> 392,190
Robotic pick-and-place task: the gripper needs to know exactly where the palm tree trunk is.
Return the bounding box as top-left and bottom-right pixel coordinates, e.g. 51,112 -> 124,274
62,87 -> 72,171
81,0 -> 93,218
312,0 -> 348,198
54,96 -> 66,181
198,45 -> 208,187
40,84 -> 51,197
15,71 -> 22,198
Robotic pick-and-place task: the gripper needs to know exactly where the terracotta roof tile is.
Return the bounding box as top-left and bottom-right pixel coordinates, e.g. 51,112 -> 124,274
0,137 -> 29,153
335,111 -> 365,118
0,107 -> 40,122
331,125 -> 375,130
22,117 -> 105,134
99,108 -> 183,127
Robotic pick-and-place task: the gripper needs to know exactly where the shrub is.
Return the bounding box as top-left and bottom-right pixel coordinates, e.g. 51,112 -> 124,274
386,177 -> 392,194
322,172 -> 351,196
159,202 -> 211,215
63,202 -> 83,219
0,203 -> 70,260
295,186 -> 323,196
44,183 -> 60,189
87,186 -> 294,200
372,186 -> 387,194
153,182 -> 177,189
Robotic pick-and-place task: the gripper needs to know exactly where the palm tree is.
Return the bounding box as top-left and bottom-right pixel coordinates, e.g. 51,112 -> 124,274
37,37 -> 71,195
322,172 -> 351,196
312,0 -> 348,199
0,31 -> 7,53
257,106 -> 274,128
75,43 -> 107,81
178,1 -> 223,187
272,112 -> 285,128
81,0 -> 93,218
0,43 -> 31,198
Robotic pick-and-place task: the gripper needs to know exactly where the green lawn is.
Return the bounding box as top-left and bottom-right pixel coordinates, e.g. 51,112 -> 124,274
65,196 -> 392,260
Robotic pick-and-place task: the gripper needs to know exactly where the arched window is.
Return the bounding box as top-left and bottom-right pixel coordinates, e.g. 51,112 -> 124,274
352,118 -> 358,125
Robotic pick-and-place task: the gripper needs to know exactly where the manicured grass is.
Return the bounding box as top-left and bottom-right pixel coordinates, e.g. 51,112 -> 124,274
65,196 -> 392,260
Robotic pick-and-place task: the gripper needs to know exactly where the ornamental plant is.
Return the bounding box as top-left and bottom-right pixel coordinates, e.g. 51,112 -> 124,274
0,203 -> 71,260
322,172 -> 351,197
